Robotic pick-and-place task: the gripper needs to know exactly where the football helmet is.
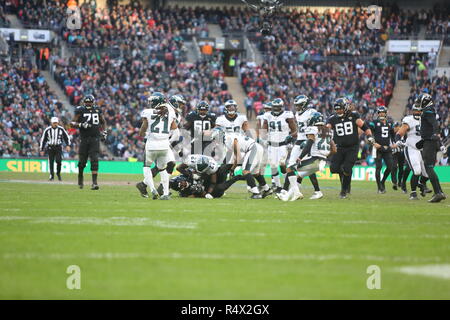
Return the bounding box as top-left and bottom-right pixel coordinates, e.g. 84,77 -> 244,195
195,156 -> 210,174
82,94 -> 95,109
376,106 -> 388,120
333,97 -> 350,117
196,101 -> 209,118
294,95 -> 310,113
414,93 -> 433,110
271,98 -> 284,116
412,104 -> 422,120
224,100 -> 238,117
148,92 -> 166,109
263,102 -> 272,112
169,94 -> 186,113
308,112 -> 325,127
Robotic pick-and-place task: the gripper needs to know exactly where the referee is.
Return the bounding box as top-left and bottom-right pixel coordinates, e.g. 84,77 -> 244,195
416,93 -> 447,203
40,117 -> 71,181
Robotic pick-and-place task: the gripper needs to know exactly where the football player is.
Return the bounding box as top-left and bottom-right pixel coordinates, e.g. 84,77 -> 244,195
224,132 -> 271,199
184,101 -> 216,155
369,106 -> 395,194
71,94 -> 107,190
168,171 -> 205,198
285,95 -> 323,199
176,154 -> 242,199
416,93 -> 446,202
137,93 -> 178,200
391,122 -> 407,193
393,104 -> 428,200
327,98 -> 374,199
262,98 -> 297,193
256,102 -> 272,142
279,112 -> 336,201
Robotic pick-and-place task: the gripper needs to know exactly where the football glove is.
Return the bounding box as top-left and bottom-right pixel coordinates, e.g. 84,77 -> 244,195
100,130 -> 107,142
284,135 -> 295,144
205,193 -> 214,199
440,145 -> 447,154
367,136 -> 375,145
80,122 -> 91,129
395,140 -> 405,148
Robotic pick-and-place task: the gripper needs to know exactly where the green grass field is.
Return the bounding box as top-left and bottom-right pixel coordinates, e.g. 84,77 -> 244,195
1,171 -> 450,299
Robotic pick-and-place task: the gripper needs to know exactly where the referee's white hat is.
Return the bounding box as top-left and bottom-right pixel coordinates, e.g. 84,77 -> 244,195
51,117 -> 59,123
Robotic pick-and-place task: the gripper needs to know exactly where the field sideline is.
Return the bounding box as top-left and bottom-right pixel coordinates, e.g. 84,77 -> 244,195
1,172 -> 450,299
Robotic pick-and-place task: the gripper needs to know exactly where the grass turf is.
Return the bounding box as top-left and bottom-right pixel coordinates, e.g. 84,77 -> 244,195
0,172 -> 450,299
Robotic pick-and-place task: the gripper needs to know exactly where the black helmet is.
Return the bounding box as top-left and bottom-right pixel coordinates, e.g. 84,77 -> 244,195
82,94 -> 95,108
308,112 -> 325,127
414,93 -> 433,110
333,97 -> 350,117
376,106 -> 388,120
196,101 -> 209,118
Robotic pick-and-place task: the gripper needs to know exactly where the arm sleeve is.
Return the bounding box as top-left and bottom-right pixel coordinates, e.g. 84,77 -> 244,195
425,112 -> 440,136
299,139 -> 314,159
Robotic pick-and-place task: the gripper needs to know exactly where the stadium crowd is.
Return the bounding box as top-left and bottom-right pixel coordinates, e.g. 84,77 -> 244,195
0,59 -> 75,158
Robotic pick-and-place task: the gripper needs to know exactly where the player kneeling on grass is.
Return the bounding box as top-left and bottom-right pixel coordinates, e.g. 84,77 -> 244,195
224,131 -> 271,199
177,155 -> 243,199
279,112 -> 336,201
136,93 -> 178,200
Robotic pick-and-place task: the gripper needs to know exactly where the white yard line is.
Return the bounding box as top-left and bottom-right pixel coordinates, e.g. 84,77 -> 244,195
1,252 -> 447,263
395,264 -> 450,280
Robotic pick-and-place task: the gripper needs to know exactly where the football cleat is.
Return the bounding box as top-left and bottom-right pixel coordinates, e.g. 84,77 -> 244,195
91,184 -> 99,190
57,173 -> 62,181
392,183 -> 398,191
428,193 -> 446,203
378,188 -> 386,194
310,191 -> 323,200
261,188 -> 273,198
49,175 -> 54,181
401,183 -> 407,194
339,191 -> 347,199
151,189 -> 159,200
418,184 -> 427,197
290,191 -> 304,201
409,192 -> 419,200
136,182 -> 149,198
159,195 -> 171,200
251,193 -> 263,199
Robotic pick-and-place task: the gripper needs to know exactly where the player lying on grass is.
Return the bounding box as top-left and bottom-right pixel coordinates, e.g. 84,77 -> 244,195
176,154 -> 243,199
279,112 -> 336,201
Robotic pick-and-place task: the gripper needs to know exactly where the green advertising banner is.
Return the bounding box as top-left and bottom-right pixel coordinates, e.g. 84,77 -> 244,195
1,158 -> 450,182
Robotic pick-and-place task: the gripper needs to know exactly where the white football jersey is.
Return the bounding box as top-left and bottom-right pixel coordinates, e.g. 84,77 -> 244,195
184,154 -> 219,175
264,111 -> 294,143
402,115 -> 421,149
257,112 -> 269,128
304,126 -> 332,159
224,134 -> 256,154
295,108 -> 317,141
216,114 -> 247,133
143,104 -> 177,150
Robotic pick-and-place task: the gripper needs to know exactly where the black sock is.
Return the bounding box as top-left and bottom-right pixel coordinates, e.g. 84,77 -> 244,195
255,175 -> 267,187
411,175 -> 419,192
420,176 -> 429,187
343,175 -> 352,192
309,173 -> 320,192
339,173 -> 345,192
92,173 -> 98,185
151,166 -> 159,177
78,168 -> 84,178
284,171 -> 295,190
425,167 -> 442,194
375,166 -> 381,188
381,168 -> 391,184
245,174 -> 257,188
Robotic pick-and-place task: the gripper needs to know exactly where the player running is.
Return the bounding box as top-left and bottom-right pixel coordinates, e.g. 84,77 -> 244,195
279,112 -> 335,201
327,98 -> 374,199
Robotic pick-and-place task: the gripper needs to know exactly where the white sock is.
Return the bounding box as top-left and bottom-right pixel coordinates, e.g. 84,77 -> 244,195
144,166 -> 156,192
261,184 -> 270,191
159,170 -> 170,196
250,186 -> 260,194
273,175 -> 281,187
289,175 -> 300,194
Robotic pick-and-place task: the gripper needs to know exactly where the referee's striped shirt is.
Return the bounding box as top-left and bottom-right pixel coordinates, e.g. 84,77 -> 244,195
40,125 -> 71,149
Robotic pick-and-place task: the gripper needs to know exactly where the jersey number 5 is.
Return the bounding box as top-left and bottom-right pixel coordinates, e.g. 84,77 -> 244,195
335,122 -> 353,136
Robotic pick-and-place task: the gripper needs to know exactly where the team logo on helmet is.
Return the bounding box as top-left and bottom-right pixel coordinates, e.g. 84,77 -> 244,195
307,112 -> 325,127
333,97 -> 350,117
294,95 -> 310,113
169,94 -> 186,113
271,98 -> 284,116
148,92 -> 166,109
414,93 -> 433,110
82,94 -> 95,108
224,100 -> 238,116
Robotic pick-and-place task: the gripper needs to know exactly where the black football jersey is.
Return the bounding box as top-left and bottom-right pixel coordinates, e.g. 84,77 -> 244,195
370,119 -> 394,146
75,105 -> 102,138
327,111 -> 361,147
184,111 -> 216,141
